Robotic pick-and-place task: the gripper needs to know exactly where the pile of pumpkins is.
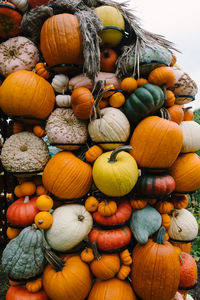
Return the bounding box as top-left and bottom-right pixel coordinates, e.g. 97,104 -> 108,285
0,0 -> 199,299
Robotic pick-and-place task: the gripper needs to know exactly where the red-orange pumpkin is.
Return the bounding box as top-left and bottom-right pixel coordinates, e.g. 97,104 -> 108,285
71,87 -> 94,119
0,2 -> 22,39
6,286 -> 48,300
178,252 -> 198,291
167,105 -> 184,124
100,48 -> 118,73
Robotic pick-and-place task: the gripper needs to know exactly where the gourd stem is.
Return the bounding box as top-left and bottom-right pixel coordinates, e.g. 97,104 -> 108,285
45,249 -> 65,272
94,84 -> 114,119
172,210 -> 182,232
154,226 -> 166,244
32,223 -> 38,231
159,107 -> 171,121
108,145 -> 132,163
24,195 -> 30,203
92,240 -> 102,261
161,84 -> 167,101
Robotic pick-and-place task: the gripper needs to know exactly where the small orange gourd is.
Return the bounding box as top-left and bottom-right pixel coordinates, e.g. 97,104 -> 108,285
36,185 -> 49,196
80,248 -> 94,263
136,78 -> 148,87
120,249 -> 132,265
171,194 -> 189,209
120,77 -> 137,93
165,90 -> 176,107
84,196 -> 99,212
167,105 -> 184,124
109,92 -> 125,108
130,198 -> 147,210
155,201 -> 174,214
26,277 -> 43,293
20,181 -> 36,196
36,195 -> 54,211
148,66 -> 175,88
35,62 -> 50,79
6,227 -> 21,239
161,213 -> 171,229
146,198 -> 157,206
98,200 -> 117,217
117,265 -> 131,280
34,211 -> 53,229
14,185 -> 24,198
33,125 -> 46,137
183,107 -> 194,121
85,145 -> 103,163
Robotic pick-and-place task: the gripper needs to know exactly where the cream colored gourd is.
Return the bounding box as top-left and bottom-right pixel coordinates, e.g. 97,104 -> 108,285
45,204 -> 93,252
184,295 -> 194,300
10,0 -> 28,12
168,209 -> 198,241
180,121 -> 200,153
51,74 -> 69,94
55,95 -> 71,107
88,107 -> 130,150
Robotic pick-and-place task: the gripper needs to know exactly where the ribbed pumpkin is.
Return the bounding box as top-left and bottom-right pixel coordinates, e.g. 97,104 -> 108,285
180,121 -> 200,153
43,251 -> 92,300
0,70 -> 55,121
168,153 -> 200,192
42,151 -> 93,199
178,252 -> 198,291
88,278 -> 136,300
131,227 -> 180,300
130,116 -> 183,169
40,13 -> 83,72
6,286 -> 48,300
123,83 -> 164,124
71,87 -> 94,120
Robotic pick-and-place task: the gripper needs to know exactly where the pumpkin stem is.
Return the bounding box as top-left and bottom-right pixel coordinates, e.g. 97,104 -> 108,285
172,210 -> 182,232
92,240 -> 102,261
24,195 -> 30,203
78,215 -> 85,222
159,107 -> 171,121
93,83 -> 114,119
108,145 -> 133,163
161,84 -> 167,101
154,226 -> 166,244
31,223 -> 38,231
44,249 -> 65,272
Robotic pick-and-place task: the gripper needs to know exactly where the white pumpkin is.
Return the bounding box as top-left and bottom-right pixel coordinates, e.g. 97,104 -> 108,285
168,209 -> 198,242
88,107 -> 130,150
45,108 -> 88,150
180,121 -> 200,153
51,74 -> 69,94
169,67 -> 198,104
0,36 -> 39,77
55,94 -> 71,107
184,294 -> 194,300
10,0 -> 28,12
45,204 -> 93,252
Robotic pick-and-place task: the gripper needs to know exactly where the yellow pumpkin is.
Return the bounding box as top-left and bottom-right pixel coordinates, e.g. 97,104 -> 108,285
92,145 -> 138,197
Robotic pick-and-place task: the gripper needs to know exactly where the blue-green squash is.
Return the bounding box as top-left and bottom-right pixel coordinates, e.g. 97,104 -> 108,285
123,83 -> 164,124
130,205 -> 162,244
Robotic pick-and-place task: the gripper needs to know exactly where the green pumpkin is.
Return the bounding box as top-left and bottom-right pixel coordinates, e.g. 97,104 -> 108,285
130,205 -> 162,244
2,224 -> 48,280
123,83 -> 164,124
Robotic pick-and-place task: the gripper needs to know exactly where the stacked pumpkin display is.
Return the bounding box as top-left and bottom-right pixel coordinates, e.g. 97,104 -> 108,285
0,0 -> 199,299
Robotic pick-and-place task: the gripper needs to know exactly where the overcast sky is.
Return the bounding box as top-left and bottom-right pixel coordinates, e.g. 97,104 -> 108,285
116,0 -> 200,110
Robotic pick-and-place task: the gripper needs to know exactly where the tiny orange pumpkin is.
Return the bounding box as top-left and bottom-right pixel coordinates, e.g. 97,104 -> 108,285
98,200 -> 117,217
84,196 -> 99,212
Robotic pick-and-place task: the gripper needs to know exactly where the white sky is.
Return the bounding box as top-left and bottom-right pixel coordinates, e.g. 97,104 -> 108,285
116,0 -> 200,110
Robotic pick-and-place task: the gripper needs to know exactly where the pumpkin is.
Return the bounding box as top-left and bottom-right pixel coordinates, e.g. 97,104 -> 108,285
80,248 -> 94,263
36,195 -> 54,211
42,151 -> 92,199
165,89 -> 176,107
55,94 -> 71,107
6,196 -> 39,227
117,265 -> 131,280
68,72 -> 121,91
35,62 -> 50,79
120,249 -> 132,265
20,181 -> 36,196
92,200 -> 132,227
130,198 -> 147,210
40,14 -> 84,72
89,226 -> 132,252
168,153 -> 200,192
100,48 -> 118,72
148,66 -> 175,88
155,200 -> 174,214
170,241 -> 191,254
171,194 -> 189,209
33,125 -> 46,138
134,172 -> 176,197
0,36 -> 39,77
84,196 -> 99,212
14,184 -> 24,198
0,70 -> 55,121
88,278 -> 137,300
90,241 -> 120,279
85,145 -> 103,162
0,132 -> 49,175
129,116 -> 183,169
92,146 -> 138,197
0,1 -> 22,39
180,121 -> 200,153
2,224 -> 48,280
183,107 -> 193,121
12,121 -> 25,134
167,105 -> 184,124
88,105 -> 130,150
95,6 -> 125,47
131,227 -> 180,300
120,77 -> 138,93
45,204 -> 93,252
71,87 -> 94,119
168,209 -> 198,242
43,251 -> 92,300
130,205 -> 162,244
6,286 -> 48,300
109,92 -> 126,108
45,108 -> 88,150
184,295 -> 194,300
98,200 -> 117,217
36,185 -> 49,196
123,83 -> 164,124
178,252 -> 198,291
51,74 -> 69,94
136,78 -> 148,86
26,278 -> 43,293
6,227 -> 21,239
161,213 -> 171,229
34,211 -> 53,229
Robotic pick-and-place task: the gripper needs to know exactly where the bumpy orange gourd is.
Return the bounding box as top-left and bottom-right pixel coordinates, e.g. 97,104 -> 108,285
80,248 -> 94,263
165,90 -> 176,107
155,200 -> 174,214
98,200 -> 117,216
171,194 -> 189,209
130,198 -> 147,210
120,249 -> 132,265
161,213 -> 171,229
85,145 -> 103,163
26,277 -> 43,293
179,252 -> 197,291
35,62 -> 50,79
117,265 -> 131,280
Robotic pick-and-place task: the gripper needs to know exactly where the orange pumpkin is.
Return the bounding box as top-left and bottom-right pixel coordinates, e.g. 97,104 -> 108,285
120,249 -> 132,265
117,265 -> 131,280
170,241 -> 191,254
6,227 -> 21,239
148,66 -> 175,88
100,48 -> 118,73
36,195 -> 53,211
120,77 -> 137,93
0,2 -> 22,39
26,277 -> 43,293
171,194 -> 189,209
33,125 -> 46,137
136,78 -> 148,86
71,87 -> 94,119
109,92 -> 125,108
35,62 -> 50,79
84,196 -> 99,212
167,105 -> 184,124
85,145 -> 103,163
130,198 -> 147,210
36,185 -> 49,196
155,200 -> 174,214
6,286 -> 48,300
161,213 -> 171,229
20,181 -> 36,196
34,211 -> 53,229
165,90 -> 176,107
42,151 -> 93,199
80,248 -> 94,263
183,107 -> 194,121
0,70 -> 55,121
40,13 -> 83,73
178,252 -> 197,291
129,116 -> 183,170
98,200 -> 117,217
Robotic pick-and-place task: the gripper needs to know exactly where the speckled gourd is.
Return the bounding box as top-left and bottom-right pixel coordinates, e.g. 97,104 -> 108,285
2,224 -> 48,280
